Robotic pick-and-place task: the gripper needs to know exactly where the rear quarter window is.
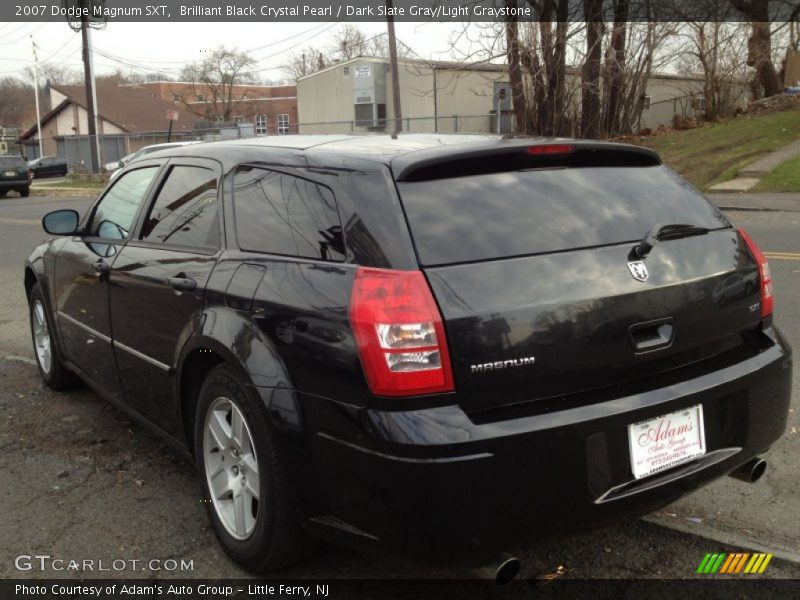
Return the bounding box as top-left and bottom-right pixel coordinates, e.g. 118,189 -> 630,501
233,166 -> 344,262
397,165 -> 728,266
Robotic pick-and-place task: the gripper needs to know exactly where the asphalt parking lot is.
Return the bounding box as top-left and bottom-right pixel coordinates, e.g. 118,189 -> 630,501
0,194 -> 798,582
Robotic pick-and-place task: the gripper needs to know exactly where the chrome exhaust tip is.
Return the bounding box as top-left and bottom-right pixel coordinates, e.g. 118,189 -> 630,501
729,458 -> 767,483
474,553 -> 521,585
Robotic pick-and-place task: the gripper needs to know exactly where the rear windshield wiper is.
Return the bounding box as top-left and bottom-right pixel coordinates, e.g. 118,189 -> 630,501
633,223 -> 710,258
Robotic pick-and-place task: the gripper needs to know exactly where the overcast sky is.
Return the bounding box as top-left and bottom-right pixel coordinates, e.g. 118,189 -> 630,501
0,21 -> 477,84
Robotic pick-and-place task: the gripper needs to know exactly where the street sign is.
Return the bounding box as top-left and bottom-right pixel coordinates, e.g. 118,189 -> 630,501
166,110 -> 179,121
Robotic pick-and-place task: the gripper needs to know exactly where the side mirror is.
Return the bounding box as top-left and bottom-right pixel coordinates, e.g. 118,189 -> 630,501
42,210 -> 80,235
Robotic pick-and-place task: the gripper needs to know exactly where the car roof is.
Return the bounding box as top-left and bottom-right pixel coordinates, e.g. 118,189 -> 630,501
141,134 -> 661,175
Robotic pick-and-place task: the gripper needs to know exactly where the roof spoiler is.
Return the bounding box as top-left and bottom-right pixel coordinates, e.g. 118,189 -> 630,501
392,140 -> 661,182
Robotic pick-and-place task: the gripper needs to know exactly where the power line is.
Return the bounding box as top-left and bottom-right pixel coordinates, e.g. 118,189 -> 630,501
0,23 -> 48,47
246,22 -> 333,54
41,37 -> 80,64
249,21 -> 342,66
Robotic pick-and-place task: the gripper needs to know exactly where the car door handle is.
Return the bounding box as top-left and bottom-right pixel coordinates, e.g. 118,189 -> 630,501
92,261 -> 110,276
166,276 -> 197,292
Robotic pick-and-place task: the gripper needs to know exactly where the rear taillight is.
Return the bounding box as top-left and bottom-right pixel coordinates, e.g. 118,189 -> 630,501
349,267 -> 454,397
739,228 -> 773,318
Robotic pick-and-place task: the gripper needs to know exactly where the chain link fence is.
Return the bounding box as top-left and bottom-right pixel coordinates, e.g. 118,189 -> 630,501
17,113 -> 515,174
294,113 -> 514,135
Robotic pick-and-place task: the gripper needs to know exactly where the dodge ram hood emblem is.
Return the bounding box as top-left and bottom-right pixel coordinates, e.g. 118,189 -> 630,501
628,261 -> 649,282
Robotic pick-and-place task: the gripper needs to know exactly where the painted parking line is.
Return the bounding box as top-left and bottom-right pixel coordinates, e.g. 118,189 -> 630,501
0,218 -> 39,226
764,252 -> 800,261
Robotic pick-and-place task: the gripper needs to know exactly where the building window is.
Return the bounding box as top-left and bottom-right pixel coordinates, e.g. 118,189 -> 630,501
642,95 -> 651,111
693,96 -> 707,112
172,94 -> 183,103
255,115 -> 267,135
354,104 -> 373,126
277,114 -> 290,135
196,94 -> 206,102
234,115 -> 247,123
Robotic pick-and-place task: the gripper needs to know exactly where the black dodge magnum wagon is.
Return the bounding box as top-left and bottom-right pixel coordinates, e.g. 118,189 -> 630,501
25,135 -> 792,574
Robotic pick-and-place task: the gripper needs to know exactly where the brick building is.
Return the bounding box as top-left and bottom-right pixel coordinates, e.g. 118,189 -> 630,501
131,81 -> 298,135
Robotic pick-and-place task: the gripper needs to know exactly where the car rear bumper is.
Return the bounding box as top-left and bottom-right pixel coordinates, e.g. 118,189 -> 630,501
281,326 -> 792,563
0,180 -> 29,190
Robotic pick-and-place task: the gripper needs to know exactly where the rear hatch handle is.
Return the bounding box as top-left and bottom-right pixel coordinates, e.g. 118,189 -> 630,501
632,223 -> 710,259
628,317 -> 675,353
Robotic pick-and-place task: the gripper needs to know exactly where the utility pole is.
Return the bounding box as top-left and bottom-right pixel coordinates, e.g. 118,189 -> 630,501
80,17 -> 101,173
30,36 -> 44,159
385,0 -> 402,135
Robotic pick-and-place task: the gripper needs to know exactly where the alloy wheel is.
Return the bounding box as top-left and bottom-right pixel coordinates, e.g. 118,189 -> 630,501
203,396 -> 260,540
31,300 -> 52,374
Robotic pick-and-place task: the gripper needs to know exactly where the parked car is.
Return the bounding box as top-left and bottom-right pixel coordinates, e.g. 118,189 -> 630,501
0,155 -> 32,197
25,135 -> 792,578
27,155 -> 68,179
104,141 -> 200,179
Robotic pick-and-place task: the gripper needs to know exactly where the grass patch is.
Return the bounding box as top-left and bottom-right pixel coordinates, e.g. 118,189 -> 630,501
638,107 -> 800,190
753,154 -> 800,192
33,180 -> 106,190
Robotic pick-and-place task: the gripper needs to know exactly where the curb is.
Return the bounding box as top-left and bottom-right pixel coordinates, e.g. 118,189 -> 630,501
642,515 -> 800,565
715,205 -> 785,212
31,188 -> 101,197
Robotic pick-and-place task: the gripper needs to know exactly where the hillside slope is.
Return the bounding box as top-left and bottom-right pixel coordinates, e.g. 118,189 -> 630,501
638,106 -> 800,191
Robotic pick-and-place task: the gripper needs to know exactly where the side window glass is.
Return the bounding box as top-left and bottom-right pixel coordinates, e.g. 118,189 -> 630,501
233,167 -> 344,261
141,165 -> 220,248
89,167 -> 158,239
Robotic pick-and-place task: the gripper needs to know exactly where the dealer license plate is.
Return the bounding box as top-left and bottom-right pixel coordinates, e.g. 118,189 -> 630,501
628,405 -> 706,480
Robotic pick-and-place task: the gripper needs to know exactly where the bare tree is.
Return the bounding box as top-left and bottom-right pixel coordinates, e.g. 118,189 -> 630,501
282,46 -> 325,82
96,68 -> 148,86
504,0 -> 579,136
179,46 -> 257,121
602,0 -> 630,136
676,21 -> 751,120
0,77 -> 34,128
616,21 -> 681,134
331,24 -> 368,60
21,63 -> 82,88
581,0 -> 605,138
283,25 -> 407,82
730,0 -> 783,96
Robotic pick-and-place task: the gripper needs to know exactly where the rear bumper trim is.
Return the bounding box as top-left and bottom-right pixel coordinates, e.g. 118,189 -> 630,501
595,447 -> 741,503
317,431 -> 493,463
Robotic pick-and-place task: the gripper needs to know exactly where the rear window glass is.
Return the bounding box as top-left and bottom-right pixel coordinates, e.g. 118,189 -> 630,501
397,166 -> 728,266
0,157 -> 25,168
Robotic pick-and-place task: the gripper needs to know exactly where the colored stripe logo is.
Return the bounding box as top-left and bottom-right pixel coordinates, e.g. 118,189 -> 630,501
696,552 -> 773,574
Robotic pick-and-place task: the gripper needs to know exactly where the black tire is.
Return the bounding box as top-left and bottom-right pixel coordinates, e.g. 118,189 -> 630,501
20,186 -> 30,198
28,283 -> 79,390
0,190 -> 7,197
194,364 -> 316,572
